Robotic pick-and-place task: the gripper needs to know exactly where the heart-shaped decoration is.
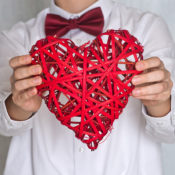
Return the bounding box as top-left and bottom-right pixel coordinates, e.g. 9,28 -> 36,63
30,30 -> 143,150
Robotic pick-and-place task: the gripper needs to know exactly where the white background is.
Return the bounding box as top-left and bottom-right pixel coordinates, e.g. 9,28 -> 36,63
0,0 -> 175,174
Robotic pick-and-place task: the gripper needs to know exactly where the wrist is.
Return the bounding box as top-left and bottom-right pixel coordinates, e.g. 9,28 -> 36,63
145,97 -> 171,118
5,94 -> 33,121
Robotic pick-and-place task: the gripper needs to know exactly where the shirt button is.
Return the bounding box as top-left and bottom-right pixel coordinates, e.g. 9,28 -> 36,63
75,39 -> 82,45
79,147 -> 85,153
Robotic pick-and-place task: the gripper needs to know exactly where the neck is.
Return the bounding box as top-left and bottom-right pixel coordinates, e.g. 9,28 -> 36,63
54,0 -> 97,13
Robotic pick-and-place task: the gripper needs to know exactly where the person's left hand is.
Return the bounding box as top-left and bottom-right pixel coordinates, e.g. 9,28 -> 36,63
131,57 -> 173,117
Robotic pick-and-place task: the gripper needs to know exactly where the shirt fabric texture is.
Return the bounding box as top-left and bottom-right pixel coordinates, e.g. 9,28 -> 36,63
0,0 -> 175,175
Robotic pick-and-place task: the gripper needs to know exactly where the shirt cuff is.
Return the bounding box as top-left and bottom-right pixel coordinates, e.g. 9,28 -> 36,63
142,93 -> 175,129
0,93 -> 35,136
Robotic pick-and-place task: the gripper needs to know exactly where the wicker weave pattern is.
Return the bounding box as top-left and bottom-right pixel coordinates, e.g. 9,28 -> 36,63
30,30 -> 143,150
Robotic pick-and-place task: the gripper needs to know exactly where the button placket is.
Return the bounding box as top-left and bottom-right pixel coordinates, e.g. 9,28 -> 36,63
74,138 -> 88,175
172,112 -> 175,126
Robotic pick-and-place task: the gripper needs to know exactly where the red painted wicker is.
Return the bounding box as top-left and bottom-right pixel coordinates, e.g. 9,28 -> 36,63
30,29 -> 143,150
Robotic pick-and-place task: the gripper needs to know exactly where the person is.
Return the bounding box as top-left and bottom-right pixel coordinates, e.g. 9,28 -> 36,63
0,0 -> 175,174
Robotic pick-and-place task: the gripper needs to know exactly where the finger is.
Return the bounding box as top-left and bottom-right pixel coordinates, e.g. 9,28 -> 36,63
132,81 -> 169,97
136,95 -> 160,100
132,90 -> 171,101
132,69 -> 170,85
141,99 -> 163,106
135,57 -> 164,71
9,55 -> 32,69
14,76 -> 42,92
15,87 -> 38,104
14,64 -> 42,80
10,75 -> 14,85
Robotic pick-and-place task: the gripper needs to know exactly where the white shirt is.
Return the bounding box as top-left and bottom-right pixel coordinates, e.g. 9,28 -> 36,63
0,0 -> 175,175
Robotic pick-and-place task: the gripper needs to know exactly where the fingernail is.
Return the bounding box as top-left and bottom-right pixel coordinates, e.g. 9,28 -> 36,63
33,66 -> 41,73
132,76 -> 140,84
132,89 -> 140,96
136,62 -> 144,70
25,56 -> 31,62
29,88 -> 36,95
33,77 -> 41,84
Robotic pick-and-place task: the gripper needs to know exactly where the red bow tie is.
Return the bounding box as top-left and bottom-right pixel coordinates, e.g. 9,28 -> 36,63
45,7 -> 104,37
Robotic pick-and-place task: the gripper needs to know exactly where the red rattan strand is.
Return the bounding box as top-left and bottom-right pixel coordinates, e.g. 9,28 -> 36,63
30,29 -> 143,150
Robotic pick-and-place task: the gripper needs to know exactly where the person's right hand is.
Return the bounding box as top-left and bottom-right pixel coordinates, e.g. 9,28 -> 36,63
5,55 -> 42,121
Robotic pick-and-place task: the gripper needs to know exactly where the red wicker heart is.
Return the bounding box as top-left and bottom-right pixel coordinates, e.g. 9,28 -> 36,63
30,30 -> 143,150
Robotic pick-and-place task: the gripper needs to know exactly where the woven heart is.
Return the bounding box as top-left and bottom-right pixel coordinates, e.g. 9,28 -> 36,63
30,30 -> 143,150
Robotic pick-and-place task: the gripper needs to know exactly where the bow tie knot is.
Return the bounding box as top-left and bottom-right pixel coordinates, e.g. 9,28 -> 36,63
68,19 -> 79,29
45,7 -> 104,37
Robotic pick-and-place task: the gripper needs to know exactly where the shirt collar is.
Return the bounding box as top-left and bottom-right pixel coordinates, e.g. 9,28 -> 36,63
49,0 -> 114,22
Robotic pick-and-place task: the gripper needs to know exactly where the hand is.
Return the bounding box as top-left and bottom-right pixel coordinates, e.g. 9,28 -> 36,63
6,55 -> 42,121
131,57 -> 173,117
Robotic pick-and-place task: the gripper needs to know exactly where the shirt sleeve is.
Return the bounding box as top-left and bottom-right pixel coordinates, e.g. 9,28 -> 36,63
0,22 -> 37,137
141,16 -> 175,143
